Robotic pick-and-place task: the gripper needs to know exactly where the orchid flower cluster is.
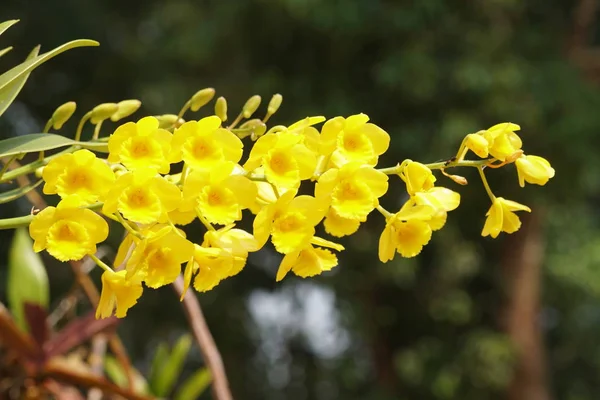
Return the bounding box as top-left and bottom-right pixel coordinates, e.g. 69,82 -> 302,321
24,89 -> 555,319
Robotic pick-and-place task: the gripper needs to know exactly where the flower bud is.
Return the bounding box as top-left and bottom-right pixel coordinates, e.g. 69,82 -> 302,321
441,169 -> 468,185
215,96 -> 227,122
267,94 -> 282,116
110,99 -> 141,122
242,95 -> 261,119
190,88 -> 215,112
240,119 -> 267,140
155,114 -> 184,129
52,101 -> 77,129
90,103 -> 119,124
51,101 -> 77,130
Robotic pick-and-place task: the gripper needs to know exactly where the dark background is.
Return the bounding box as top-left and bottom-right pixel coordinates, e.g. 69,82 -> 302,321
1,1 -> 600,399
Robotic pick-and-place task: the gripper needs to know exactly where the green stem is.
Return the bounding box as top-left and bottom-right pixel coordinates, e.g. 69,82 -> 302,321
195,207 -> 216,231
88,253 -> 114,274
425,159 -> 490,170
227,112 -> 244,130
0,147 -> 74,183
0,202 -> 104,230
75,112 -> 92,142
0,214 -> 33,230
39,119 -> 54,160
0,154 -> 20,180
115,213 -> 144,239
377,164 -> 401,175
376,205 -> 393,219
92,120 -> 103,140
477,166 -> 496,201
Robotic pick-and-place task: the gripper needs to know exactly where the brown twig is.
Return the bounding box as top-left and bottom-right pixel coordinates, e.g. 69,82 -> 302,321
44,359 -> 154,400
172,276 -> 233,400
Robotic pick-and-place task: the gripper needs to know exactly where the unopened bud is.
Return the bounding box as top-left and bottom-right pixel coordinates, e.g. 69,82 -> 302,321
239,119 -> 267,140
267,93 -> 282,115
110,99 -> 141,122
441,169 -> 468,185
51,101 -> 76,129
215,96 -> 227,122
155,114 -> 184,129
90,103 -> 119,124
190,88 -> 215,112
242,95 -> 261,119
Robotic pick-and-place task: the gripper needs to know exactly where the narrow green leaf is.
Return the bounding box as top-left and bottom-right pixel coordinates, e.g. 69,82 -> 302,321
0,134 -> 74,157
0,133 -> 108,158
105,355 -> 128,388
0,39 -> 99,95
0,45 -> 40,117
0,179 -> 42,204
0,20 -> 19,37
0,47 -> 13,58
7,228 -> 49,331
174,368 -> 212,400
105,355 -> 150,394
149,342 -> 170,394
151,334 -> 192,397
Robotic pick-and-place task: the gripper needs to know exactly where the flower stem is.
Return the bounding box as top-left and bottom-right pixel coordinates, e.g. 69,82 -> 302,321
75,112 -> 92,142
88,253 -> 114,274
227,112 -> 244,130
477,166 -> 496,201
0,154 -> 20,180
92,120 -> 103,140
195,207 -> 216,231
115,213 -> 144,239
377,164 -> 401,175
0,214 -> 33,230
376,205 -> 393,219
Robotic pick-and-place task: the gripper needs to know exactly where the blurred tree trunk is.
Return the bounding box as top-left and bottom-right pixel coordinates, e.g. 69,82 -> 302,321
500,212 -> 552,400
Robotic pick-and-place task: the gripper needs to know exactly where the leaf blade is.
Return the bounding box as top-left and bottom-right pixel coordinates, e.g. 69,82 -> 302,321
174,368 -> 211,400
0,133 -> 108,158
0,179 -> 42,204
0,39 -> 99,94
151,334 -> 192,397
0,20 -> 19,37
0,45 -> 40,117
7,228 -> 49,331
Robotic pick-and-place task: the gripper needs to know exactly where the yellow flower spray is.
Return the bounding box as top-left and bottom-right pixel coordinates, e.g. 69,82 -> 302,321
3,88 -> 554,319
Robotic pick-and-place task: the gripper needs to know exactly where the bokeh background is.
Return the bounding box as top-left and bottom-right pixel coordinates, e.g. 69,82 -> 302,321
1,1 -> 599,399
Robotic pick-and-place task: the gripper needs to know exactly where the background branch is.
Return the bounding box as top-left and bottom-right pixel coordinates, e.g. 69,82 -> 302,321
172,276 -> 233,400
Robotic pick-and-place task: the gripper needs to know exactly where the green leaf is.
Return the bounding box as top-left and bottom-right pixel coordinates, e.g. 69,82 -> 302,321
104,355 -> 150,395
0,20 -> 19,37
105,355 -> 128,388
174,368 -> 211,400
0,39 -> 99,95
0,45 -> 40,118
149,342 -> 170,394
0,133 -> 108,158
151,334 -> 192,397
7,227 -> 49,331
0,47 -> 13,58
0,179 -> 42,204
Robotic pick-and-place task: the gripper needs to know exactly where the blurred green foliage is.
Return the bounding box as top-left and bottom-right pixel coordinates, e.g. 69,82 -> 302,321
0,0 -> 599,399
